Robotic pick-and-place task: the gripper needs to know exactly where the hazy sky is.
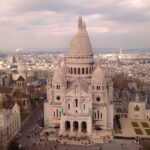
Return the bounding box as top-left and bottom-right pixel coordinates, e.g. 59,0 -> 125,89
1,0 -> 150,50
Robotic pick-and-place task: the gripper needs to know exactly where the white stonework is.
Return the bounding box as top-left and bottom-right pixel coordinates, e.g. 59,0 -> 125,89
0,103 -> 21,148
128,94 -> 150,120
44,16 -> 114,138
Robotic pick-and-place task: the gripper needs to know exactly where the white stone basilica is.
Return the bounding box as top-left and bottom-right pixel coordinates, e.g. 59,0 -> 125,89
44,16 -> 114,137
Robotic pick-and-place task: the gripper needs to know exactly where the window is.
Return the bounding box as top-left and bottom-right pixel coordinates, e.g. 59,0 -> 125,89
23,100 -> 25,106
74,68 -> 76,74
92,86 -> 95,90
78,68 -> 80,74
97,86 -> 100,90
56,96 -> 60,101
96,97 -> 101,102
134,105 -> 140,111
56,109 -> 58,117
84,104 -> 85,110
75,99 -> 78,107
94,112 -> 96,119
82,68 -> 84,74
56,85 -> 60,89
86,67 -> 88,74
68,104 -> 70,109
54,111 -> 55,117
98,110 -> 100,119
101,113 -> 102,119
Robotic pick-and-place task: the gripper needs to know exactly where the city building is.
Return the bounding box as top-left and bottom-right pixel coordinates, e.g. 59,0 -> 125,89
0,103 -> 21,149
44,16 -> 114,138
128,93 -> 150,120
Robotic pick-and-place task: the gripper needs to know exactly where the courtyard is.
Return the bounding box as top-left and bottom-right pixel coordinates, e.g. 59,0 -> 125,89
115,118 -> 150,138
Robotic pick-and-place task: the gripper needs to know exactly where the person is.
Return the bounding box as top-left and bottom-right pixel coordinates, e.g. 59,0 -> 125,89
99,146 -> 102,150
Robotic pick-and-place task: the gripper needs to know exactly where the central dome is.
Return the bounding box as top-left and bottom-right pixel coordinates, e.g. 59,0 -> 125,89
68,16 -> 93,56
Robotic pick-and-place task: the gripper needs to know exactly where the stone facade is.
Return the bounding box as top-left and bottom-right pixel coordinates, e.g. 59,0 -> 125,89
128,94 -> 150,120
44,16 -> 114,137
0,103 -> 21,149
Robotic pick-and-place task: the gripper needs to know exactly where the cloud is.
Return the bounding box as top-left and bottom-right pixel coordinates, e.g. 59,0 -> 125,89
0,0 -> 150,50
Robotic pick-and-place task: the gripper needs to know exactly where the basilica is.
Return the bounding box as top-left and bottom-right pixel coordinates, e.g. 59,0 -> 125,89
44,16 -> 114,137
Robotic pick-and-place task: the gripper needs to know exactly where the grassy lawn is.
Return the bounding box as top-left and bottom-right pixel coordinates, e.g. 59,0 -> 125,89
132,122 -> 139,127
141,122 -> 149,128
134,128 -> 143,135
145,129 -> 150,135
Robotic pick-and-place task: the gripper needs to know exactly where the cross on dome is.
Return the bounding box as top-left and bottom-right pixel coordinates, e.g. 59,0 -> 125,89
78,16 -> 86,31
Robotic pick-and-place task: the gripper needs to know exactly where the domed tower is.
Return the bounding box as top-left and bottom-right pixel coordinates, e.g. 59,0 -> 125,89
91,65 -> 107,104
51,65 -> 67,101
91,65 -> 114,130
66,16 -> 94,80
45,64 -> 67,127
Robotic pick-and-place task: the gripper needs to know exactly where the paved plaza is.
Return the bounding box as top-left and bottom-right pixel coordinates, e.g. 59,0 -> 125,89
115,118 -> 150,138
15,105 -> 143,150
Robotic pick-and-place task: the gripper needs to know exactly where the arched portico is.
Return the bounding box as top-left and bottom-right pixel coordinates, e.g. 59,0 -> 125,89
81,121 -> 87,133
73,121 -> 79,131
65,121 -> 71,131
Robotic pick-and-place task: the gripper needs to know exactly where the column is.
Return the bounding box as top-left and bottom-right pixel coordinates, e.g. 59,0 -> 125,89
60,120 -> 65,135
79,121 -> 81,133
87,120 -> 92,137
71,121 -> 73,133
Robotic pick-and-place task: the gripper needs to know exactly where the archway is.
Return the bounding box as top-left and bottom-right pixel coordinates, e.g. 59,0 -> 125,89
65,121 -> 70,131
73,121 -> 78,131
81,121 -> 87,132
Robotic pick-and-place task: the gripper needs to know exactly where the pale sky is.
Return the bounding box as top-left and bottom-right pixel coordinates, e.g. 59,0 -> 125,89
0,0 -> 150,50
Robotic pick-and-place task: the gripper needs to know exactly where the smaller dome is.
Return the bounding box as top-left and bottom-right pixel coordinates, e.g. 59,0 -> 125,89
91,65 -> 105,83
52,66 -> 66,83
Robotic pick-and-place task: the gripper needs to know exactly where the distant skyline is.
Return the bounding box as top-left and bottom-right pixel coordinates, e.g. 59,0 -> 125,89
0,0 -> 150,50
